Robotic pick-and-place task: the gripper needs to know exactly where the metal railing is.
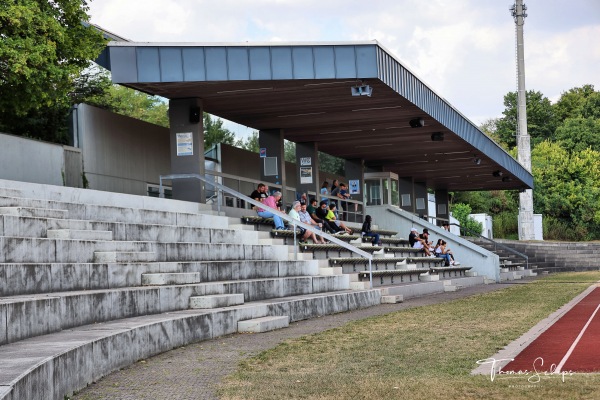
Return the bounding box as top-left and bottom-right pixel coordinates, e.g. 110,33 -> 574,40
317,193 -> 364,223
453,223 -> 529,269
159,173 -> 375,288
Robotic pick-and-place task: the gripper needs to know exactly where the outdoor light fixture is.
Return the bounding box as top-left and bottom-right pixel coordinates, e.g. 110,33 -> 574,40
431,132 -> 444,141
473,156 -> 481,165
492,170 -> 503,177
351,85 -> 373,97
409,118 -> 425,128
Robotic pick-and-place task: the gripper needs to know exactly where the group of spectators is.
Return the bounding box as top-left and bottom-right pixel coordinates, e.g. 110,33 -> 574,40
408,227 -> 460,266
319,179 -> 352,221
249,183 -> 460,266
249,183 -> 353,243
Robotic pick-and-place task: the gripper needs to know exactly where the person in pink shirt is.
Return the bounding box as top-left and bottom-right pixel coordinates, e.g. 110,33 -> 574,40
257,191 -> 285,229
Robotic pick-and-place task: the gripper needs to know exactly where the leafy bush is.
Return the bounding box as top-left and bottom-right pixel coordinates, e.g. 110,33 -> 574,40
451,203 -> 483,236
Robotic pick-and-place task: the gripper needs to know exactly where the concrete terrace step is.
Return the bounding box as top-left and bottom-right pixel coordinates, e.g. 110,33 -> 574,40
381,294 -> 404,303
0,260 -> 322,297
0,237 -> 155,263
190,293 -> 245,309
94,251 -> 157,263
356,268 -> 430,286
238,315 -> 290,333
0,288 -> 380,400
0,206 -> 67,219
0,212 -> 260,244
0,194 -> 227,229
47,229 -> 113,241
329,256 -> 444,270
142,272 -> 201,285
0,237 -> 290,263
0,275 -> 351,345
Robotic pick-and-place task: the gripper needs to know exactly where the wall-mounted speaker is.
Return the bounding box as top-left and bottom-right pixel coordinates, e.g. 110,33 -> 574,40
189,107 -> 201,124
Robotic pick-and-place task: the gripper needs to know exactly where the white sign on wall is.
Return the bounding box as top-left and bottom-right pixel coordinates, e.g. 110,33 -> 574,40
300,167 -> 313,184
176,132 -> 193,156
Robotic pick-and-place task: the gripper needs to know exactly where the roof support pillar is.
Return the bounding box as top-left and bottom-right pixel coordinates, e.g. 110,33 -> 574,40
414,181 -> 428,219
259,129 -> 287,199
295,141 -> 319,202
168,98 -> 205,203
435,189 -> 450,226
398,178 -> 413,213
344,159 -> 364,223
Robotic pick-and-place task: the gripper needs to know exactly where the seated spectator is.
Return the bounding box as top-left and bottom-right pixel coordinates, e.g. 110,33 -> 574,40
438,239 -> 459,265
442,222 -> 451,232
434,239 -> 452,266
326,204 -> 352,234
409,228 -> 432,256
249,183 -> 268,209
298,202 -> 326,244
315,200 -> 343,233
257,191 -> 285,230
361,215 -> 381,246
422,228 -> 435,253
288,201 -> 321,244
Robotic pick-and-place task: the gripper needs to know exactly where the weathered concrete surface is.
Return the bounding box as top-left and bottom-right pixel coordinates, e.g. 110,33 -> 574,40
0,260 -> 320,297
189,294 -> 244,309
71,284 -> 515,400
0,275 -> 353,345
238,316 -> 289,333
0,291 -> 375,400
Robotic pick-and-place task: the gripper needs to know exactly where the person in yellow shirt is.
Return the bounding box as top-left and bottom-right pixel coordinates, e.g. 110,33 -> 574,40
325,203 -> 352,234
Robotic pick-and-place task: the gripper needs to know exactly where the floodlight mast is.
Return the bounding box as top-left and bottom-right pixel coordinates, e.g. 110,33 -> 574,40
511,0 -> 535,240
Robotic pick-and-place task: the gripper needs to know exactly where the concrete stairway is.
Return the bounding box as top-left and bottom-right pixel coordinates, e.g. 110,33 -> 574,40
0,179 -> 381,400
467,238 -> 538,279
506,240 -> 600,273
242,216 -> 486,297
471,238 -> 600,275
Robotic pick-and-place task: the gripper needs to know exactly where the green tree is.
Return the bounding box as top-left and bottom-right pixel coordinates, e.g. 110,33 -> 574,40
0,0 -> 105,136
318,152 -> 345,175
90,84 -> 169,127
553,84 -> 596,122
235,131 -> 259,152
494,90 -> 556,148
450,203 -> 483,236
532,141 -> 600,239
554,117 -> 600,153
284,140 -> 296,163
203,113 -> 235,149
582,91 -> 600,119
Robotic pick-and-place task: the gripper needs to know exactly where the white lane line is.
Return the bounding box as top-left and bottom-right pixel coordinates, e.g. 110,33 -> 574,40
555,303 -> 600,373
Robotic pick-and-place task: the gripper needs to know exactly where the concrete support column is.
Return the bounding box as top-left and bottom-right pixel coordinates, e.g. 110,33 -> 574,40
413,182 -> 428,219
259,129 -> 286,195
344,159 -> 364,222
295,142 -> 319,199
435,189 -> 450,226
398,177 -> 413,213
168,98 -> 205,202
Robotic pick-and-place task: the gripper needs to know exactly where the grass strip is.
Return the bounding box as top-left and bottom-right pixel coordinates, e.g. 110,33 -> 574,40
219,272 -> 600,400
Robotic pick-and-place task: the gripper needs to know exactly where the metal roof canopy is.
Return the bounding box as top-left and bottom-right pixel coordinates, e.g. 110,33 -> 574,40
98,41 -> 533,191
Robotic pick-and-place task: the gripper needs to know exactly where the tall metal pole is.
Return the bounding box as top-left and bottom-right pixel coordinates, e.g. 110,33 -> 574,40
511,0 -> 535,240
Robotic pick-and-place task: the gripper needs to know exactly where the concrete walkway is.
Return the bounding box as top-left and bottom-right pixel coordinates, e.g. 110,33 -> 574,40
72,282 -> 523,400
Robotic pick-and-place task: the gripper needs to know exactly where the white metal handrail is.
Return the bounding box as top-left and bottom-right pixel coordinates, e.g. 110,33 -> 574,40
159,173 -> 374,288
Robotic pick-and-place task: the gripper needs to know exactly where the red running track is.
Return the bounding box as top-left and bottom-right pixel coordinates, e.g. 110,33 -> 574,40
503,286 -> 600,373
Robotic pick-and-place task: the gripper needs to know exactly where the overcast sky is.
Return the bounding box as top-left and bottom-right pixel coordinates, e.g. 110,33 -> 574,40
88,0 -> 600,138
